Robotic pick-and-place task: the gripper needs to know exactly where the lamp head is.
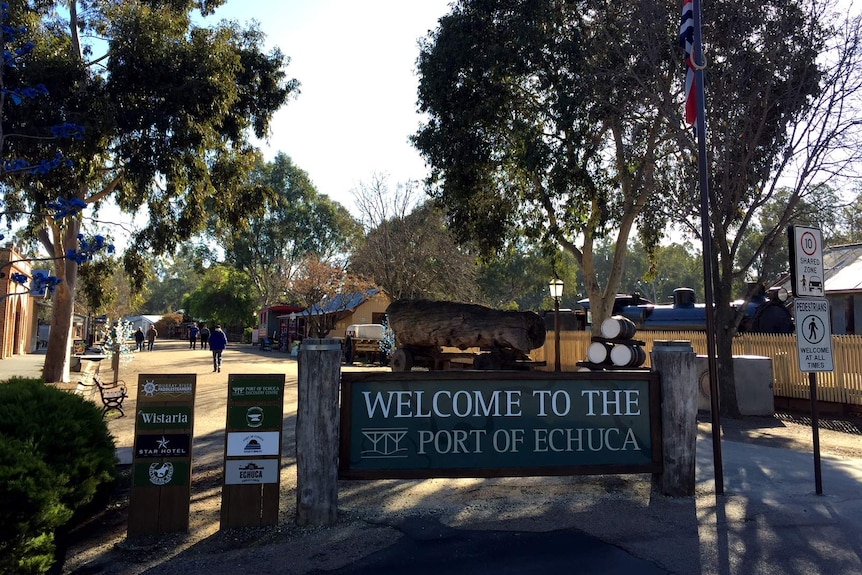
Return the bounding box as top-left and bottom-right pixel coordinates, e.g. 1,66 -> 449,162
548,278 -> 564,299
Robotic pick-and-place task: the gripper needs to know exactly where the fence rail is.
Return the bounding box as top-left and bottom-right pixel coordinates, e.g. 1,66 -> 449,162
531,331 -> 862,406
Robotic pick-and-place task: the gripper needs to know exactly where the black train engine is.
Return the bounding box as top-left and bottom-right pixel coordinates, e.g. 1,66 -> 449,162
577,286 -> 794,334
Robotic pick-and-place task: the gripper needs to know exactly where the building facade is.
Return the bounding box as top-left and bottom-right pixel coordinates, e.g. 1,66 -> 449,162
0,245 -> 40,358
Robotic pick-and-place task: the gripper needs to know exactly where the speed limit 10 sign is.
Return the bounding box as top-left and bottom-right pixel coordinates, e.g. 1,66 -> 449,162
788,225 -> 825,298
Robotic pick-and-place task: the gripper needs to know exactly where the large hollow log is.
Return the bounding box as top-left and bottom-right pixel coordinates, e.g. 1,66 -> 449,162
386,299 -> 546,352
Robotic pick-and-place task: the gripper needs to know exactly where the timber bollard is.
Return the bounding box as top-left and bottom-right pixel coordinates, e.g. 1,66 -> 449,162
296,338 -> 342,526
651,340 -> 698,497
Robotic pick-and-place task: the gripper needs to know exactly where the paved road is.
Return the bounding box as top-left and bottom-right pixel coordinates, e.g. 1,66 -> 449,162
3,345 -> 862,575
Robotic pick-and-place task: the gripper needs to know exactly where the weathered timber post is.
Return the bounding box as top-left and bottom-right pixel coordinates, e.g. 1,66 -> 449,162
111,342 -> 121,384
651,340 -> 698,497
296,338 -> 342,526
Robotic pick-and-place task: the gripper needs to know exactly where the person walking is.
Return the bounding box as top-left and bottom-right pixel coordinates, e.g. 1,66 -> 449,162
200,325 -> 211,350
134,327 -> 145,352
209,325 -> 228,372
189,323 -> 200,349
146,325 -> 157,351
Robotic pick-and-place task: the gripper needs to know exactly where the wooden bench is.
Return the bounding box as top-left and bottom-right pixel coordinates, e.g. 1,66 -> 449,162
93,374 -> 128,418
73,359 -> 102,400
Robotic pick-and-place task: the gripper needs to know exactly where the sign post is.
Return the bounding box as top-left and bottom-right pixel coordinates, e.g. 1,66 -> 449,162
127,374 -> 196,538
788,225 -> 833,495
794,299 -> 834,373
789,226 -> 825,298
220,374 -> 285,529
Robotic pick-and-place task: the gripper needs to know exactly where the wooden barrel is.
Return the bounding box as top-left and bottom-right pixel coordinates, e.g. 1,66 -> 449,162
610,343 -> 646,367
587,341 -> 613,364
600,316 -> 637,339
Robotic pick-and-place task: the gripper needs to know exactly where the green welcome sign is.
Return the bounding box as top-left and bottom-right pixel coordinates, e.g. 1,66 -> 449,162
339,371 -> 661,479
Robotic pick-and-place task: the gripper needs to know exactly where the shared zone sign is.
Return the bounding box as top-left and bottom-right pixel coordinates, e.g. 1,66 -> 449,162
339,371 -> 661,479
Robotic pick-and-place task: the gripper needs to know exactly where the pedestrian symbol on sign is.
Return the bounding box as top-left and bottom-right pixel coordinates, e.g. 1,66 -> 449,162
794,298 -> 833,373
802,314 -> 825,345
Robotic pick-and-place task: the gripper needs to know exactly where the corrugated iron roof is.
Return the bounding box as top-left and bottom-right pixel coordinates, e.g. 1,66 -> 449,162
822,243 -> 862,292
278,289 -> 381,318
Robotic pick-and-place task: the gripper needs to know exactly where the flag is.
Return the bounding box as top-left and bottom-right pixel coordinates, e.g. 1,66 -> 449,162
679,0 -> 697,124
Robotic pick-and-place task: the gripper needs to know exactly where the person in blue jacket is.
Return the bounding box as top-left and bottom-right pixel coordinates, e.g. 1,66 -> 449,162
209,325 -> 228,372
189,323 -> 200,349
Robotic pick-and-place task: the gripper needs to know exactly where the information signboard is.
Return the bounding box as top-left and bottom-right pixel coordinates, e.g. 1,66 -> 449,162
789,225 -> 825,297
127,374 -> 196,538
220,374 -> 285,529
794,298 -> 834,372
339,371 -> 661,479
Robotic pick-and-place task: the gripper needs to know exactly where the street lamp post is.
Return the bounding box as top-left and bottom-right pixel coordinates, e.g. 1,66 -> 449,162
549,278 -> 564,372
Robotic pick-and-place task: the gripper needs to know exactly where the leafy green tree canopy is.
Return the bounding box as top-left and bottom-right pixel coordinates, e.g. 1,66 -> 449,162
413,0 -> 682,326
220,153 -> 362,307
0,1 -> 296,381
184,265 -> 257,329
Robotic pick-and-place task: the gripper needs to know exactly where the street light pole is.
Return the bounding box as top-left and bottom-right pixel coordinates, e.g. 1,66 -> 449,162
549,279 -> 564,372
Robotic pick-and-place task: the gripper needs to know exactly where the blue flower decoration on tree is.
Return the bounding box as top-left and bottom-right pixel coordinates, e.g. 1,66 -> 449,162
66,233 -> 114,264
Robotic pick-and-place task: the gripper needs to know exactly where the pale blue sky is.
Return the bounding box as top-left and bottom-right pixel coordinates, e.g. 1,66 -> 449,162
208,0 -> 454,213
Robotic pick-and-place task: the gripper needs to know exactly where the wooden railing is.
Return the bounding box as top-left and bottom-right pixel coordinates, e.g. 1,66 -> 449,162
531,330 -> 862,406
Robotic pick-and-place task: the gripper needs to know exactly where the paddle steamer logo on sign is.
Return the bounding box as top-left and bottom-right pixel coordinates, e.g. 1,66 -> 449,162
140,378 -> 194,399
220,374 -> 285,530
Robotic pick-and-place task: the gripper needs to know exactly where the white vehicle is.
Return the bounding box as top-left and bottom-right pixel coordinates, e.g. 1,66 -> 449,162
345,324 -> 386,364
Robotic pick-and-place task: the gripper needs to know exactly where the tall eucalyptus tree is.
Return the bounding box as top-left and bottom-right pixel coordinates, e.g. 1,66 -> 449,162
1,1 -> 295,381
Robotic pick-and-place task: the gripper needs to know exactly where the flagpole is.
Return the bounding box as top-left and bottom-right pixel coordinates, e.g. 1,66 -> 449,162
692,0 -> 724,496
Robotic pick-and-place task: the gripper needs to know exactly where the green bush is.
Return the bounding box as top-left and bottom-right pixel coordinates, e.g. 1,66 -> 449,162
0,378 -> 119,574
0,435 -> 72,575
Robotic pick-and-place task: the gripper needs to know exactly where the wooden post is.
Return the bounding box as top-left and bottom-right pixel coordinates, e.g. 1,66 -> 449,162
296,338 -> 342,526
111,342 -> 121,384
651,340 -> 698,497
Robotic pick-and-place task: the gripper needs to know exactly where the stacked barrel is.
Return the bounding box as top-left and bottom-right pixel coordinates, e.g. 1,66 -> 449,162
578,316 -> 647,371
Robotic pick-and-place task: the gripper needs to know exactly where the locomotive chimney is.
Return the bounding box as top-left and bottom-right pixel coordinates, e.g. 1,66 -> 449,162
672,287 -> 696,308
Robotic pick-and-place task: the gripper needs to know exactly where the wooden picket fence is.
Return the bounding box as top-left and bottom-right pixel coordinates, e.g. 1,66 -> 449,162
531,330 -> 862,407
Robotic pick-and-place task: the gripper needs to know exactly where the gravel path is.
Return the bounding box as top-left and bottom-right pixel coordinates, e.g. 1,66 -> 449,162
59,339 -> 862,575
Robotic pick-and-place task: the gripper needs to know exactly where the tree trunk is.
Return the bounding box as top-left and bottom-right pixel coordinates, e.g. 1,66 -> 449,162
714,302 -> 741,417
42,281 -> 74,383
41,221 -> 80,383
386,300 -> 545,352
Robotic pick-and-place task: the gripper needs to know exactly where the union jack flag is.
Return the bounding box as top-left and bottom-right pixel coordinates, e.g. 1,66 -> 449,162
679,0 -> 696,124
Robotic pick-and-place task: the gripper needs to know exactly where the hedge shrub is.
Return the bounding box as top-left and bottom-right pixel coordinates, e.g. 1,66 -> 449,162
0,435 -> 72,574
0,377 -> 118,574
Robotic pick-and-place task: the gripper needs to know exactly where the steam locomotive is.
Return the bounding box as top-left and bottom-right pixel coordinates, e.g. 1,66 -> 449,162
576,286 -> 795,334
